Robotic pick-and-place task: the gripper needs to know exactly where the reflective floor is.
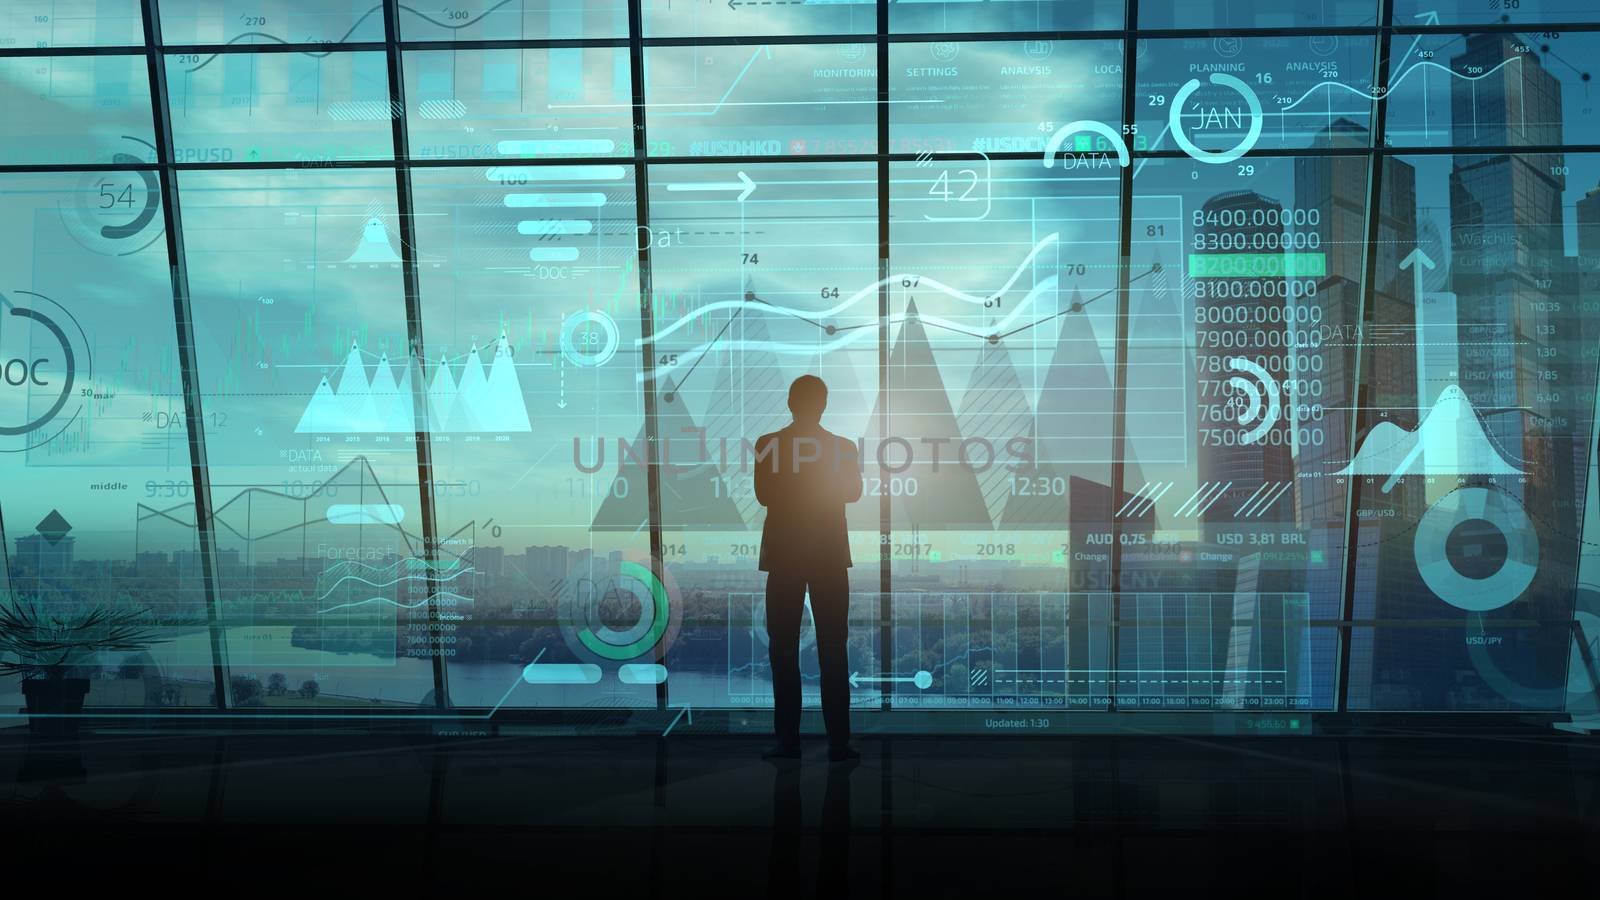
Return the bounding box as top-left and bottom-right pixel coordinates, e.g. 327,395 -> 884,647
1,724 -> 1596,896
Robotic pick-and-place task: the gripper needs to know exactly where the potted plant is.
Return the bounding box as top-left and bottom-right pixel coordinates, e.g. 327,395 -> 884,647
0,601 -> 166,736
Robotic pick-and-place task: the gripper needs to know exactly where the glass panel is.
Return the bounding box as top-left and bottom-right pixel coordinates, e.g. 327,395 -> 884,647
166,51 -> 394,164
890,0 -> 1121,34
889,39 -> 1123,156
0,56 -> 154,166
1119,152 -> 1365,711
1347,153 -> 1598,709
6,0 -> 1599,725
643,0 -> 874,38
400,0 -> 628,40
157,0 -> 384,45
1135,36 -> 1378,157
0,0 -> 143,48
1139,0 -> 1379,29
403,47 -> 633,162
410,164 -> 653,709
179,169 -> 437,709
885,157 -> 1122,709
1384,32 -> 1591,149
644,162 -> 881,710
0,171 -> 215,709
0,507 -> 13,716
643,43 -> 877,159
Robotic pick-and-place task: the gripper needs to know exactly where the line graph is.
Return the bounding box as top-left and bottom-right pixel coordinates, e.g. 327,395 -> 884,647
313,567 -> 475,607
644,261 -> 1157,390
643,233 -> 1064,346
137,457 -> 427,559
655,45 -> 769,119
316,589 -> 474,615
1279,56 -> 1523,111
180,0 -> 518,74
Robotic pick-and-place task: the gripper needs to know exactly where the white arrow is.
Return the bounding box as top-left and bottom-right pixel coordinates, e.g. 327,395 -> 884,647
1396,10 -> 1441,76
1379,246 -> 1440,494
665,171 -> 756,202
663,702 -> 692,737
1400,246 -> 1436,299
849,670 -> 932,689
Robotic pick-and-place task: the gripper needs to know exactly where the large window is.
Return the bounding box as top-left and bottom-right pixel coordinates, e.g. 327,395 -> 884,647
2,0 -> 1598,722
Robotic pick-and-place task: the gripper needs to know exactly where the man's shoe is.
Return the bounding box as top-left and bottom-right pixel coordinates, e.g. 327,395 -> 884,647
762,743 -> 802,760
827,745 -> 860,763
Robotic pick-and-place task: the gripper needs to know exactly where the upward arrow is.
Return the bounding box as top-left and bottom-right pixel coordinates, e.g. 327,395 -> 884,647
663,702 -> 692,737
1400,247 -> 1436,299
1397,11 -> 1441,75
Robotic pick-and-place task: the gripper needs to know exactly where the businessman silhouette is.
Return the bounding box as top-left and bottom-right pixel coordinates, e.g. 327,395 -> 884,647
755,375 -> 863,762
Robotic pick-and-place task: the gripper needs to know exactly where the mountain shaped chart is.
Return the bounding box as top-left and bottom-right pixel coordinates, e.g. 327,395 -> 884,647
1035,289 -> 1118,468
346,216 -> 402,264
296,334 -> 532,434
591,376 -> 746,532
956,337 -> 1034,527
1337,385 -> 1525,489
851,299 -> 993,531
1123,254 -> 1191,465
701,312 -> 790,529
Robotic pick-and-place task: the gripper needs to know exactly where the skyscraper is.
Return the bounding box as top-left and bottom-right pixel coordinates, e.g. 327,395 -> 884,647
465,545 -> 504,585
1450,37 -> 1566,517
1444,33 -> 1576,706
1294,121 -> 1425,708
1572,187 -> 1600,504
524,545 -> 571,589
1292,119 -> 1422,529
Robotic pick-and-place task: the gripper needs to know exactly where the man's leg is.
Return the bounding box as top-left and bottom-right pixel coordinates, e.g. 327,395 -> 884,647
766,761 -> 801,896
808,568 -> 852,749
764,571 -> 806,748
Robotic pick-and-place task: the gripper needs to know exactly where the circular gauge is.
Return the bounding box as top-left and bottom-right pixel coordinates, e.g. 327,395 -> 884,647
0,291 -> 91,453
1463,612 -> 1567,710
558,555 -> 681,663
1414,487 -> 1538,612
559,309 -> 620,368
1169,73 -> 1264,165
60,137 -> 163,257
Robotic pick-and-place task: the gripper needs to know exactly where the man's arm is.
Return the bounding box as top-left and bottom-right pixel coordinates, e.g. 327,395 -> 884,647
840,437 -> 863,504
753,434 -> 777,508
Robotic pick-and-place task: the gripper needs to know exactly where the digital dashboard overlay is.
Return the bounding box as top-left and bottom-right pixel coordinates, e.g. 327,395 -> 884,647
0,0 -> 1598,725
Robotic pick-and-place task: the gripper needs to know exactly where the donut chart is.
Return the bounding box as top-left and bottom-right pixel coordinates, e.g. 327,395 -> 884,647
1169,73 -> 1264,165
1413,487 -> 1537,612
563,560 -> 678,662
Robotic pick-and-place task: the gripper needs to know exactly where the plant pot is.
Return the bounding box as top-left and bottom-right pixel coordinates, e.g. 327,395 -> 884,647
21,678 -> 91,737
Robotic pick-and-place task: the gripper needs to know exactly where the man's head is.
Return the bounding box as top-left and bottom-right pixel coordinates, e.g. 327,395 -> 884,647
788,375 -> 827,426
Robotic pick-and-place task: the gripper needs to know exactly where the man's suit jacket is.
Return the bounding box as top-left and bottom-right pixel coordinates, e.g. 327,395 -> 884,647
753,424 -> 863,573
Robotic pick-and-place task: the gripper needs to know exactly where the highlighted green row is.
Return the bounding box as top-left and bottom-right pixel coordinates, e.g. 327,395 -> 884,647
1188,253 -> 1326,278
